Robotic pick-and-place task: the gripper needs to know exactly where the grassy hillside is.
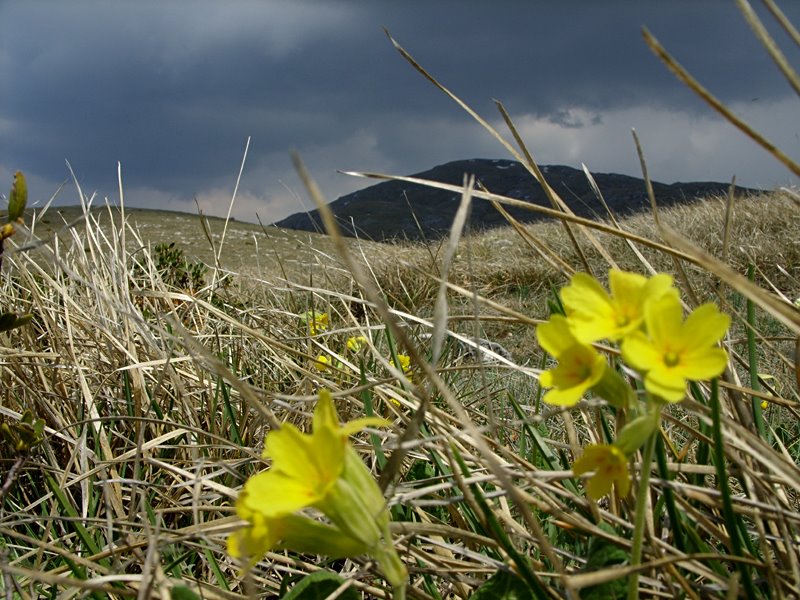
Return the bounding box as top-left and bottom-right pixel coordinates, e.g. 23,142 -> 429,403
27,205 -> 393,279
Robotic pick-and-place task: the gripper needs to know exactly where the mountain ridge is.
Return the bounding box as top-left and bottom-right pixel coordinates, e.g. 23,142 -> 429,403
273,158 -> 761,241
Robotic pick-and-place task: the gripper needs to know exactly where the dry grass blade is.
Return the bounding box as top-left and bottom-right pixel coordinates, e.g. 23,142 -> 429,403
385,29 -> 618,277
721,177 -> 737,265
432,176 -> 474,366
1,13 -> 798,599
487,189 -> 575,277
383,29 -> 529,170
292,153 -> 572,596
214,135 -> 250,269
580,162 -> 654,273
736,0 -> 800,97
493,101 -> 600,274
631,128 -> 701,307
291,152 -> 434,489
762,0 -> 800,47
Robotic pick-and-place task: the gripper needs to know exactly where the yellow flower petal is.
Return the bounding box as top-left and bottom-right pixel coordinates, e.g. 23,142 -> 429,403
303,310 -> 329,335
542,386 -> 590,407
340,417 -> 391,437
228,515 -> 282,559
620,331 -> 663,373
562,270 -> 676,343
678,303 -> 730,350
346,335 -> 368,352
539,370 -> 554,388
642,367 -> 687,402
562,272 -> 614,318
268,423 -> 343,484
313,390 -> 340,432
677,347 -> 729,380
229,389 -> 403,586
315,390 -> 389,436
242,470 -> 325,517
561,273 -> 616,343
608,269 -> 649,306
644,294 -> 683,347
536,315 -> 577,357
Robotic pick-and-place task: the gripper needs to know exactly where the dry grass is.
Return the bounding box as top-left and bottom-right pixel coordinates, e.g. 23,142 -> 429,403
1,5 -> 800,597
0,172 -> 796,598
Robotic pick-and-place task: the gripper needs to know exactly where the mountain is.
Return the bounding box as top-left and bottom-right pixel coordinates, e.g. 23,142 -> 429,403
272,158 -> 759,242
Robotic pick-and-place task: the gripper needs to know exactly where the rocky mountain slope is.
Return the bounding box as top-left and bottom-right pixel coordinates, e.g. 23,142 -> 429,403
273,158 -> 759,241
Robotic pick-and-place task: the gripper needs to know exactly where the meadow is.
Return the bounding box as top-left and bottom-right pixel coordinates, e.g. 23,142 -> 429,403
1,6 -> 800,599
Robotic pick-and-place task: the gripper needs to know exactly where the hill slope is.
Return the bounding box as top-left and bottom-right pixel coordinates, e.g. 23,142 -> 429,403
273,158 -> 759,241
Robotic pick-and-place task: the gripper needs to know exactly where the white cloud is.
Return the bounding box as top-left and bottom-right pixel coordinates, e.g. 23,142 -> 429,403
497,97 -> 800,190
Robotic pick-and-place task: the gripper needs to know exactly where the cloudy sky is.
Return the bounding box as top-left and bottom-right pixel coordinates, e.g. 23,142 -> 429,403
3,1 -> 800,224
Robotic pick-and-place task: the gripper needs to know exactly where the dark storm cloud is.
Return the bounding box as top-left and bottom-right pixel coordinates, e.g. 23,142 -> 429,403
2,1 -> 800,221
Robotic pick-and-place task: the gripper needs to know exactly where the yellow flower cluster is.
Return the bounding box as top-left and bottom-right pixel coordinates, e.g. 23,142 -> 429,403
314,336 -> 369,374
538,269 -> 729,406
302,310 -> 329,336
537,269 -> 731,499
391,353 -> 413,382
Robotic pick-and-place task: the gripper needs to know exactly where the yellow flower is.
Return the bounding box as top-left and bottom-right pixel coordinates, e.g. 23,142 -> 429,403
314,355 -> 332,372
760,400 -> 769,410
303,310 -> 329,335
621,294 -> 730,402
230,391 -> 407,589
537,315 -> 606,406
391,354 -> 412,381
228,501 -> 369,561
560,270 -> 675,343
346,335 -> 368,353
572,444 -> 631,499
242,419 -> 344,518
232,391 -> 388,540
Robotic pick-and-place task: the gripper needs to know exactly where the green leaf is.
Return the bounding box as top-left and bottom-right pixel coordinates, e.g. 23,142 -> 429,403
170,585 -> 201,600
579,523 -> 628,600
282,571 -> 360,600
8,171 -> 27,223
470,571 -> 532,600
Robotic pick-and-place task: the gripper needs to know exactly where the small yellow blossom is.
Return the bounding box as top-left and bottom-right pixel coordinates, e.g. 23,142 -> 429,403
315,355 -> 332,372
391,354 -> 413,381
572,444 -> 631,499
303,310 -> 329,335
537,315 -> 606,406
560,270 -> 676,343
621,294 -> 730,402
760,400 -> 769,410
346,335 -> 368,353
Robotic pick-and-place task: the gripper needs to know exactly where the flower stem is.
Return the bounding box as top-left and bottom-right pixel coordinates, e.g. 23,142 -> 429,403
627,429 -> 657,600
